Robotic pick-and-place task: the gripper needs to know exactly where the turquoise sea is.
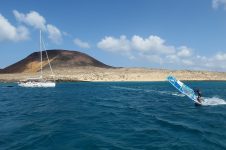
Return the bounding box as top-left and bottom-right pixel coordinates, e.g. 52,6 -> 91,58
1,81 -> 226,150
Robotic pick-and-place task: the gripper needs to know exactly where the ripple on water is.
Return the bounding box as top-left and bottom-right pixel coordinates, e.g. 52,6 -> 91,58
0,82 -> 226,149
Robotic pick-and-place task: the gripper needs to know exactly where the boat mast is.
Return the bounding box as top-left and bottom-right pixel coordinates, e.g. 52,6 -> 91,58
40,30 -> 43,78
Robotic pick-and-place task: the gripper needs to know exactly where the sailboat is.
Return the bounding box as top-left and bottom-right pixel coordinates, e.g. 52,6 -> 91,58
18,30 -> 56,88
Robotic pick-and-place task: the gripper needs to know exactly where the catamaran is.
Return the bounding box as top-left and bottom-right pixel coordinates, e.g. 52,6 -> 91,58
18,31 -> 56,88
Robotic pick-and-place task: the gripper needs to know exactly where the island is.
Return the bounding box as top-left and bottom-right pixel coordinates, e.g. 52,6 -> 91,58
0,50 -> 226,82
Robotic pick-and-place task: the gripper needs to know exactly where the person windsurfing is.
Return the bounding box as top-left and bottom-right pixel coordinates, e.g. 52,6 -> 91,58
195,89 -> 203,103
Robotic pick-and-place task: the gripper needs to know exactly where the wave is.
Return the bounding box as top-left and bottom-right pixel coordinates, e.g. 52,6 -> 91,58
202,97 -> 226,106
111,86 -> 185,97
110,86 -> 226,106
110,86 -> 143,91
171,92 -> 185,97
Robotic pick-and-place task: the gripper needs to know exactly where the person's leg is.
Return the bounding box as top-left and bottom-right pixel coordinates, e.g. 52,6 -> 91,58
197,97 -> 201,103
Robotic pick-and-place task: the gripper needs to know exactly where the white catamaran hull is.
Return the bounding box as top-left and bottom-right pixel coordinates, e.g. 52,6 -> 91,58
18,81 -> 55,88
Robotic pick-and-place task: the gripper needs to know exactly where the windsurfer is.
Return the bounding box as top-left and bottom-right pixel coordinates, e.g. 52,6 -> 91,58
195,89 -> 203,103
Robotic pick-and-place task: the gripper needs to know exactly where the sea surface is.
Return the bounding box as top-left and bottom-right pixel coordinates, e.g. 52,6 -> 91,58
1,81 -> 226,150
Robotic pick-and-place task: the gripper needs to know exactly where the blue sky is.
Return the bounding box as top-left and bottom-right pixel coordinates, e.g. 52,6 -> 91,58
1,0 -> 226,71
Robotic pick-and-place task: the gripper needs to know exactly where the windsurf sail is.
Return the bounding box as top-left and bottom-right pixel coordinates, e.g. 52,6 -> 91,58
167,75 -> 200,104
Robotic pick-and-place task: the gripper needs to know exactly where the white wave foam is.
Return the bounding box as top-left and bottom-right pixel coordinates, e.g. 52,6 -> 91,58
111,86 -> 142,91
202,97 -> 226,106
144,89 -> 176,96
171,92 -> 185,97
111,86 -> 175,96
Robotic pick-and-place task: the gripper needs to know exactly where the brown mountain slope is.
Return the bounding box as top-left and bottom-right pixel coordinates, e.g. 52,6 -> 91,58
0,49 -> 112,73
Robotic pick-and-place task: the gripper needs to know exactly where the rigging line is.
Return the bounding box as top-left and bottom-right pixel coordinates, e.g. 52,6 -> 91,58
41,36 -> 55,80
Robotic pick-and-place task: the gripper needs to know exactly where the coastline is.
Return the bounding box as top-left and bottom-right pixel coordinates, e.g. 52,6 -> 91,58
1,67 -> 226,82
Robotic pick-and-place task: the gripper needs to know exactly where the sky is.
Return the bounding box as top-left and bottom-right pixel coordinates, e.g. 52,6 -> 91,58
1,0 -> 226,71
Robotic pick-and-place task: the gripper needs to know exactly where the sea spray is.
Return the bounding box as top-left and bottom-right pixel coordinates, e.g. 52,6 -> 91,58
202,97 -> 226,106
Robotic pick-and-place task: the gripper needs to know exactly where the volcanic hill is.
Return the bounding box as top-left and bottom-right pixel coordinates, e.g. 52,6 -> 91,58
0,50 -> 112,73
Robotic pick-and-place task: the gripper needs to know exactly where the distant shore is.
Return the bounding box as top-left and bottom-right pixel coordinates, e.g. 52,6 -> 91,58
1,67 -> 226,82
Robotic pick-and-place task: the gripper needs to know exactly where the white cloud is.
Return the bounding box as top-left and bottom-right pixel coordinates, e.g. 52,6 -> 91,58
97,35 -> 191,65
196,55 -> 207,60
212,0 -> 226,9
140,53 -> 164,64
132,35 -> 175,54
215,52 -> 226,61
97,35 -> 175,54
13,10 -> 62,44
73,38 -> 90,49
97,34 -> 226,71
13,10 -> 46,30
47,24 -> 62,44
180,52 -> 226,70
166,54 -> 180,63
181,59 -> 194,66
177,46 -> 192,57
0,14 -> 29,42
97,35 -> 131,52
128,55 -> 136,60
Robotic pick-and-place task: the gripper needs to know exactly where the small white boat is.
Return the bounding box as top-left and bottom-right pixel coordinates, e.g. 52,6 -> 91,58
18,30 -> 56,88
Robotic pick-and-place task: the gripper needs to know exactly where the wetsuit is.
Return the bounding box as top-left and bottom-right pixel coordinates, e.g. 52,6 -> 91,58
196,90 -> 202,103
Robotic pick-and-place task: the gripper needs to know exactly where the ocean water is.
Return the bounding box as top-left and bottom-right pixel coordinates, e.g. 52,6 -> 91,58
1,81 -> 226,150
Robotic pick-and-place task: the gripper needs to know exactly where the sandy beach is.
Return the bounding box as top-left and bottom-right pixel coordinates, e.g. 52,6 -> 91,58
1,67 -> 226,82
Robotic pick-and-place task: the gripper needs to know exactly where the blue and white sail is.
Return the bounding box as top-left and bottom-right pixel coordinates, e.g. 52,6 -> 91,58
167,75 -> 200,104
